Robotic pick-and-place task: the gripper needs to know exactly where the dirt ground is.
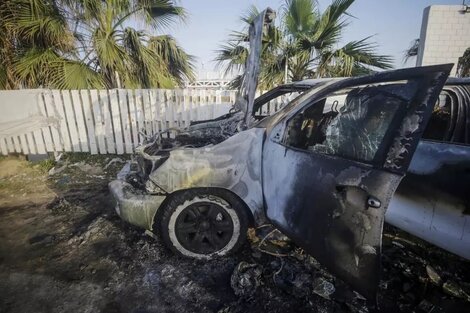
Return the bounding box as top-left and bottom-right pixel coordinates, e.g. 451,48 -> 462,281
0,154 -> 469,313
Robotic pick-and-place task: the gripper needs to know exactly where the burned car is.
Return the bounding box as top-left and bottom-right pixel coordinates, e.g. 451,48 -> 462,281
109,9 -> 469,300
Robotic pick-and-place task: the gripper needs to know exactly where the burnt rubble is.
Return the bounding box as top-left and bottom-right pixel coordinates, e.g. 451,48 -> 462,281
1,155 -> 469,313
227,224 -> 470,312
141,111 -> 244,154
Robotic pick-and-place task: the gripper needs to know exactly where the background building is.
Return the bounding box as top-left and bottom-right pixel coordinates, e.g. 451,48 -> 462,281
416,4 -> 470,76
186,70 -> 232,89
185,64 -> 236,89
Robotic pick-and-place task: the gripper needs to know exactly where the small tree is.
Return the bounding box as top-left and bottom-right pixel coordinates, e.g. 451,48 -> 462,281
457,47 -> 470,77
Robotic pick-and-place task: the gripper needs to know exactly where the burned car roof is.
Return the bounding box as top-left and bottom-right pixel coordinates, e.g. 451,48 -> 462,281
256,65 -> 456,130
292,76 -> 470,88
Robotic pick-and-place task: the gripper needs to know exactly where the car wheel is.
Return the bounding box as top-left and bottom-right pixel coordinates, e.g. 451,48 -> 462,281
158,190 -> 249,259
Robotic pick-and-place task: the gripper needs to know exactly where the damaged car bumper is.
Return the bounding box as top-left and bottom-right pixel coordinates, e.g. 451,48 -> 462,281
109,164 -> 166,231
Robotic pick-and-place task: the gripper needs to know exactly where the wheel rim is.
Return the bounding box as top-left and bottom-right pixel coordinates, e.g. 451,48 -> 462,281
175,201 -> 234,254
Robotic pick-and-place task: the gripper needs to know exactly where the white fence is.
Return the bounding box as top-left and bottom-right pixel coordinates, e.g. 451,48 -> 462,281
0,88 -> 282,155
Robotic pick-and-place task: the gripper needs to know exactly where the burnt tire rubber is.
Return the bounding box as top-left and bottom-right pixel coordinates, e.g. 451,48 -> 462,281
157,190 -> 249,259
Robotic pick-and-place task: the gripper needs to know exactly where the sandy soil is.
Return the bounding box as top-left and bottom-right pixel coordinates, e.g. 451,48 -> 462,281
0,155 -> 469,313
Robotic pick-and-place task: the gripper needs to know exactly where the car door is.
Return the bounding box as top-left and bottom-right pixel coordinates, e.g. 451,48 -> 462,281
262,65 -> 452,300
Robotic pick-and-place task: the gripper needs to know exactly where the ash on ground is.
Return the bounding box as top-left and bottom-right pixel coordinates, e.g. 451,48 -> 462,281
0,154 -> 469,313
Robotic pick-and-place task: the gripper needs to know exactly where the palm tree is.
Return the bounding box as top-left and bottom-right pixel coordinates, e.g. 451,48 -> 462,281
0,0 -> 86,89
216,0 -> 393,89
69,0 -> 195,88
0,0 -> 195,89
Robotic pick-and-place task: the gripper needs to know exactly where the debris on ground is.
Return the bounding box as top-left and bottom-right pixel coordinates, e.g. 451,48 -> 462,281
271,258 -> 314,298
104,157 -> 125,170
442,281 -> 470,301
48,162 -> 68,176
417,299 -> 435,313
248,226 -> 293,257
312,277 -> 336,300
230,262 -> 263,297
71,161 -> 103,175
1,154 -> 469,313
426,264 -> 443,286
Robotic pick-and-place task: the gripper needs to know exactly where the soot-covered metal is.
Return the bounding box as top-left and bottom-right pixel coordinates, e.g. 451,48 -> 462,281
386,82 -> 470,260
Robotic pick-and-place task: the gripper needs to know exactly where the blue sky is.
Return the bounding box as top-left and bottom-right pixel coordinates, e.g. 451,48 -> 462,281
169,0 -> 462,74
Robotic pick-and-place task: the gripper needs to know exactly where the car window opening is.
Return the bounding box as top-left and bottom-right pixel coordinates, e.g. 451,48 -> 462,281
422,85 -> 470,145
283,83 -> 419,162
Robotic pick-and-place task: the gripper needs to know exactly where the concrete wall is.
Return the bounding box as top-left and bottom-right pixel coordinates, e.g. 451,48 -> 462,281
416,5 -> 470,76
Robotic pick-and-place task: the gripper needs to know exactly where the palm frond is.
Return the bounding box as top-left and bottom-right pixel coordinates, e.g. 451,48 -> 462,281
259,53 -> 287,88
148,35 -> 195,85
1,0 -> 194,90
12,47 -> 103,89
214,5 -> 283,82
13,47 -> 58,87
137,0 -> 187,30
283,0 -> 317,38
50,60 -> 104,89
92,28 -> 127,70
0,65 -> 8,89
240,5 -> 260,25
339,37 -> 393,69
326,0 -> 355,21
216,0 -> 393,84
214,42 -> 248,76
318,37 -> 393,77
4,0 -> 74,50
309,0 -> 353,49
403,38 -> 419,63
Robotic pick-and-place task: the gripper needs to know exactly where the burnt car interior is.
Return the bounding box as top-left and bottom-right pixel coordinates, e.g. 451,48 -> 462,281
283,82 -> 418,163
423,83 -> 470,144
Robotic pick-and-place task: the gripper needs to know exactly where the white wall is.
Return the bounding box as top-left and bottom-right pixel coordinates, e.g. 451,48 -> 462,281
0,89 -> 236,155
0,88 -> 285,156
416,5 -> 470,76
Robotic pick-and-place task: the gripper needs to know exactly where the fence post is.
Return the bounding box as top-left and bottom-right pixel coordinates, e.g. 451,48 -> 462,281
43,90 -> 62,152
80,90 -> 98,154
183,89 -> 190,127
90,90 -> 106,154
109,89 -> 124,154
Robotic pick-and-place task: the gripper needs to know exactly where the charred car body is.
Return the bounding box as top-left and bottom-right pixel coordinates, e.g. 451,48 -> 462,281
109,9 -> 469,300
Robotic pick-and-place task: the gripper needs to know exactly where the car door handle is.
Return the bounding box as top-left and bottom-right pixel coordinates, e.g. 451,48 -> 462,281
367,196 -> 381,208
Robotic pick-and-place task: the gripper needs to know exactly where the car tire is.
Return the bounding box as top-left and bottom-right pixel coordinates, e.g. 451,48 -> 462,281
157,190 -> 249,259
